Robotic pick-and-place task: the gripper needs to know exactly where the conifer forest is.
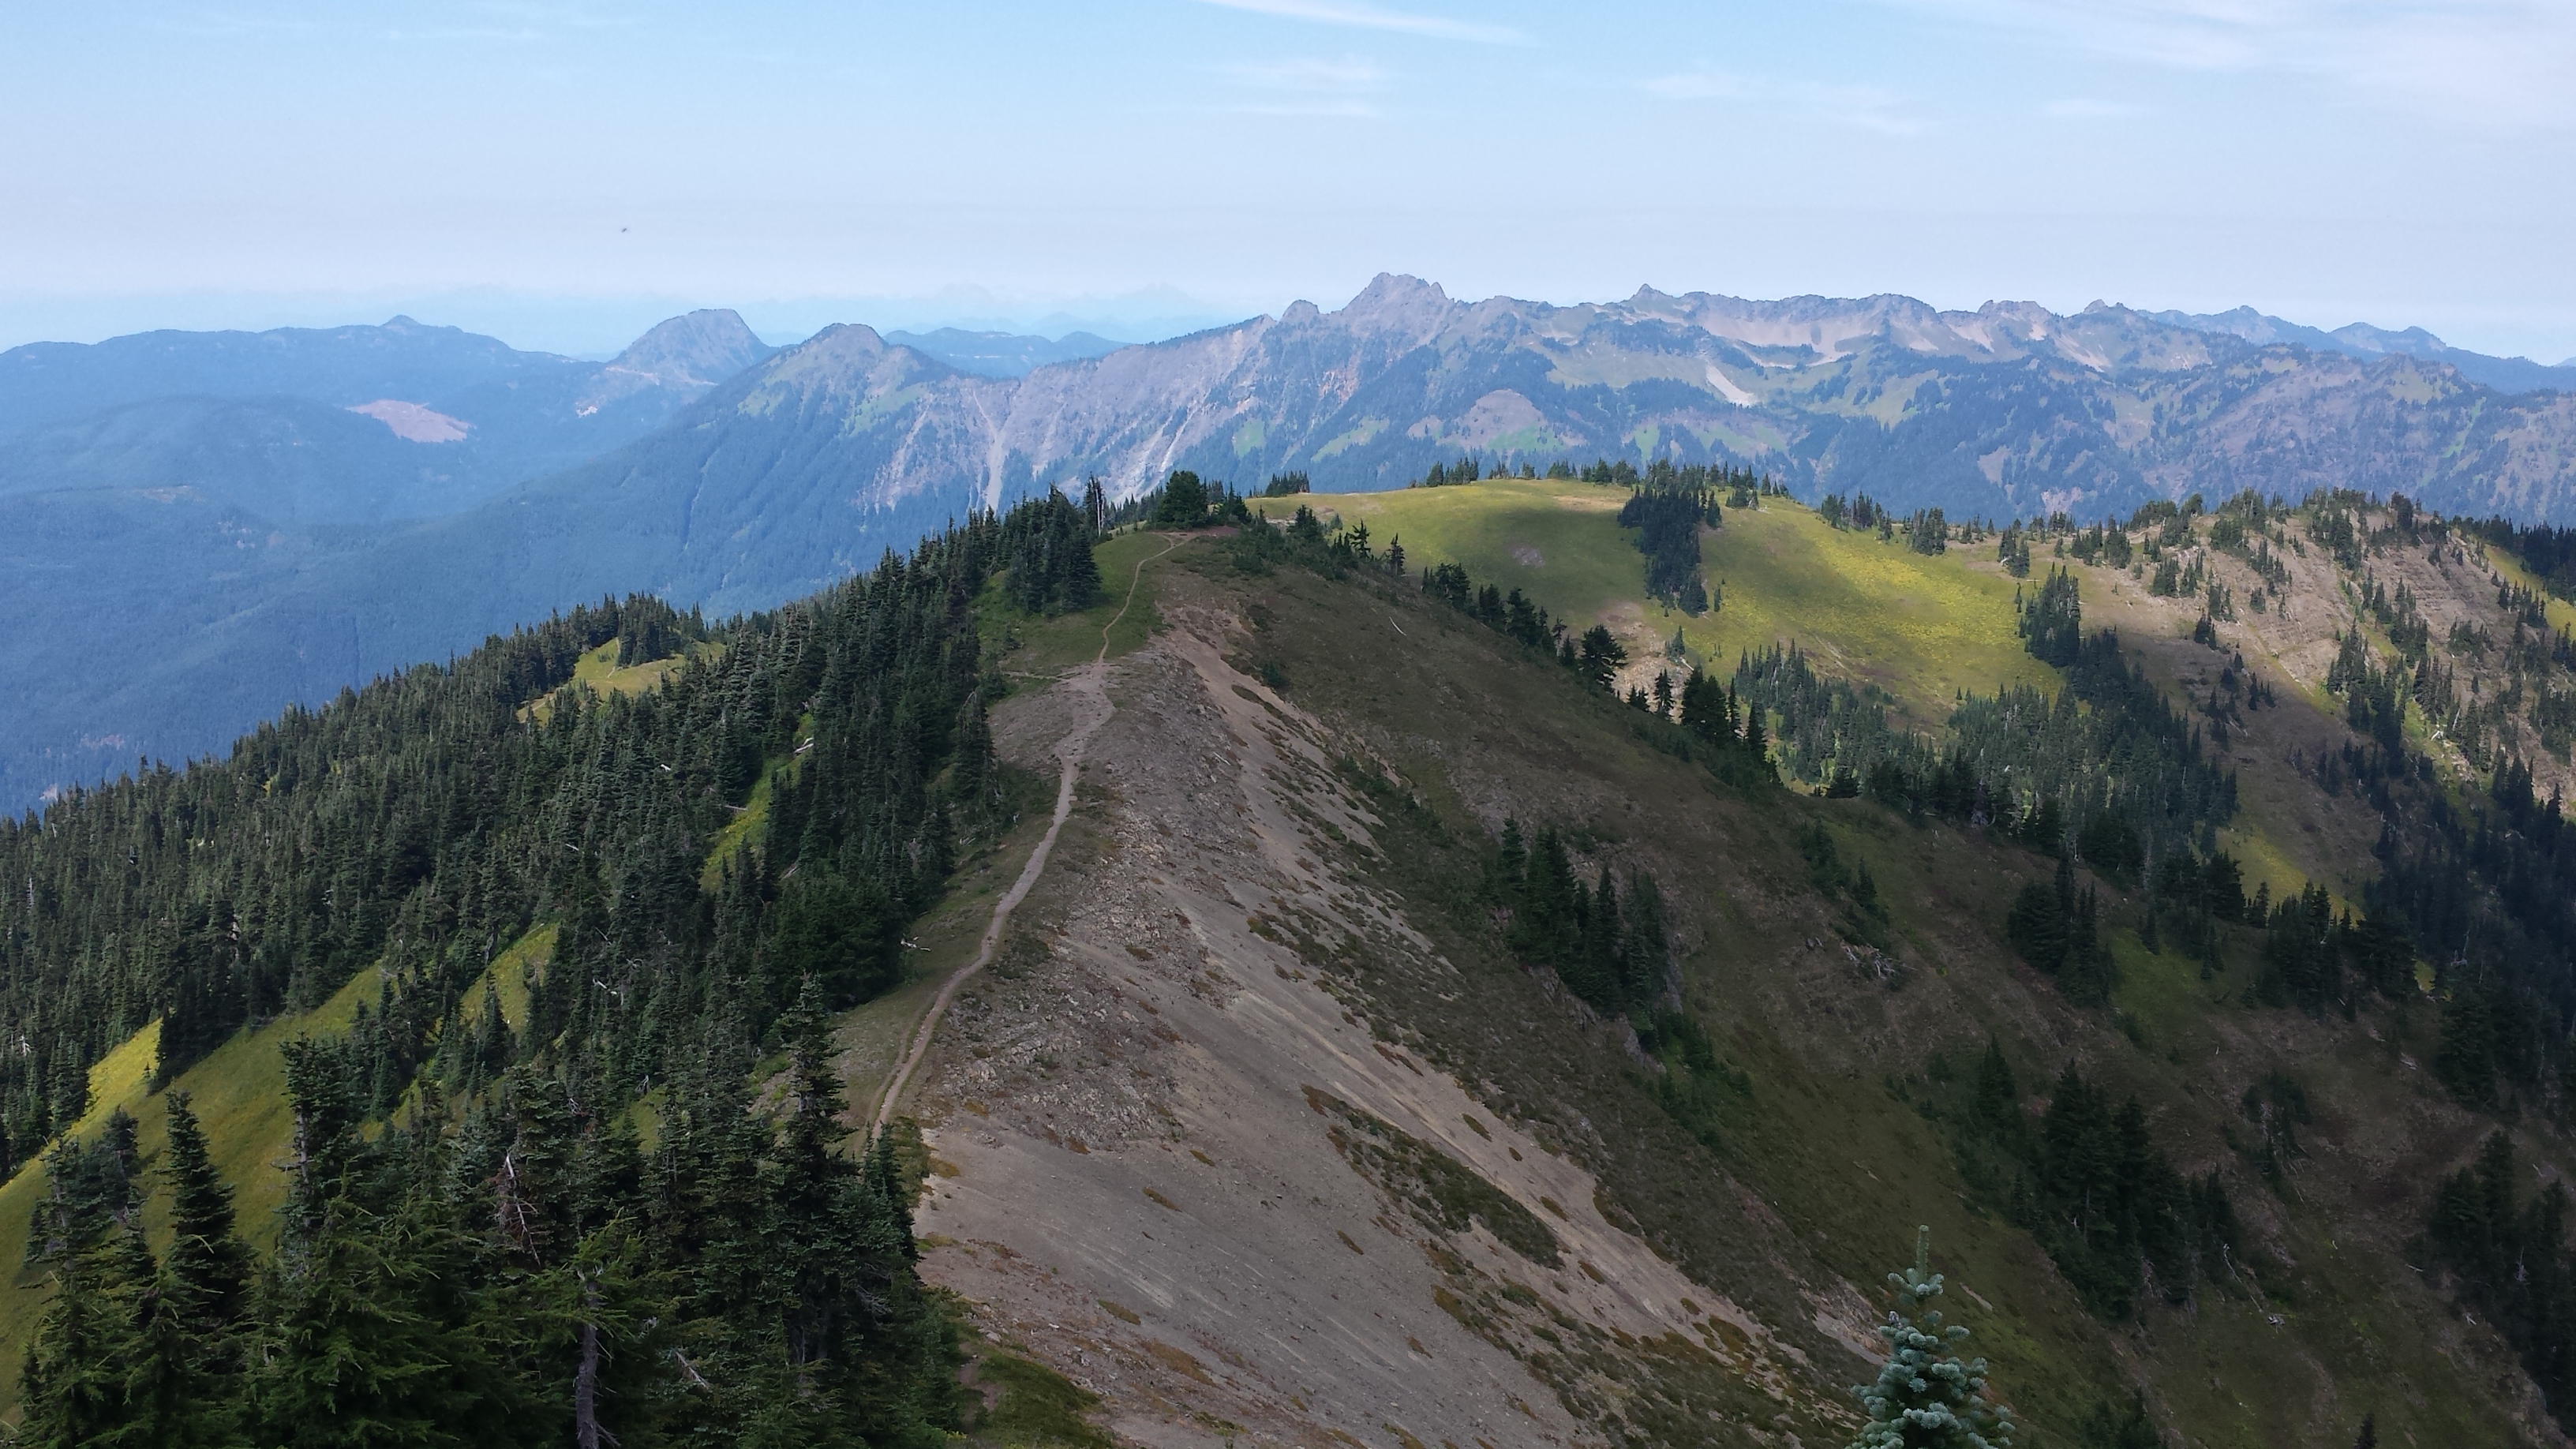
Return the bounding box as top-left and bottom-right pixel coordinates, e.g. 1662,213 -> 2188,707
0,500 -> 1088,1445
16,9 -> 2576,1439
7,464 -> 2576,1447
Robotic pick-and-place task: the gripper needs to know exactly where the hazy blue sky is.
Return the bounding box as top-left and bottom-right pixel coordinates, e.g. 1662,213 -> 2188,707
5,1 -> 2570,359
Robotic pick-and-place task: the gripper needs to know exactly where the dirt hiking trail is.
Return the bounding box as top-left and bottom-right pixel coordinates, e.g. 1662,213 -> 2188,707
873,536 -> 1180,1130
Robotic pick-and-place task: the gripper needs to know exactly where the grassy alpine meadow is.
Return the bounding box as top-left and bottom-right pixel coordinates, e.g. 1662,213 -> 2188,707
979,525 -> 1180,681
453,923 -> 555,1036
1257,479 -> 2051,727
1254,476 -> 1649,627
525,638 -> 705,723
1692,500 -> 2055,725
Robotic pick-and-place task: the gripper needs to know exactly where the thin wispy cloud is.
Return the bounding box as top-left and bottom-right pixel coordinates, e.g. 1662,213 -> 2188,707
380,27 -> 548,43
1214,54 -> 1391,116
2044,97 -> 2141,118
1224,56 -> 1391,88
1644,69 -> 1924,135
1192,0 -> 1527,46
1885,0 -> 2576,129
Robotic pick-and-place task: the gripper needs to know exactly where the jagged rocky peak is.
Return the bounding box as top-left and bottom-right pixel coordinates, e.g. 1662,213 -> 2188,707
1653,290 -> 1957,360
1335,273 -> 1458,342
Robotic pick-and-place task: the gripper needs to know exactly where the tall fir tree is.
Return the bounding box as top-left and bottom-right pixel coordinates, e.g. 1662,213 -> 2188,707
161,1091 -> 253,1346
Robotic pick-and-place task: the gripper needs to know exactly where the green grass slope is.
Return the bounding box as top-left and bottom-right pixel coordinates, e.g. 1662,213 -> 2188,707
1286,482 -> 2372,919
0,964 -> 391,1395
1167,536 -> 2552,1447
1267,481 -> 2051,725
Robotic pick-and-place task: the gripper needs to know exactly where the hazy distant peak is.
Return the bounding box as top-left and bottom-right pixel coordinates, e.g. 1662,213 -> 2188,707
578,309 -> 773,412
796,322 -> 897,365
2148,305 -> 2576,393
608,309 -> 772,389
879,327 -> 1125,378
2328,321 -> 2449,358
2149,305 -> 2318,347
1338,274 -> 1456,339
732,321 -> 977,410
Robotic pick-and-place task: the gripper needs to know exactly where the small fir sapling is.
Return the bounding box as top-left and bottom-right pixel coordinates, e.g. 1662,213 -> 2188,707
1847,1226 -> 2014,1449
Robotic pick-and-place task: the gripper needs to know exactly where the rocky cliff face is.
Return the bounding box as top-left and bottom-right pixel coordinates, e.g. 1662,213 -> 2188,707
698,275 -> 2576,526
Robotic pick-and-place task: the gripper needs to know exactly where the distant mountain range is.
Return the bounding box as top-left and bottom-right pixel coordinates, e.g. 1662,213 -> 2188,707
4,279 -> 2574,808
421,275 -> 2567,543
882,328 -> 1126,377
0,309 -> 774,515
2144,305 -> 2576,395
0,310 -> 772,803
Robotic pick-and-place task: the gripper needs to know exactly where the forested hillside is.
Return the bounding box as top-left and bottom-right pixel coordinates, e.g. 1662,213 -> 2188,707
0,494 -> 1107,1445
12,465 -> 2576,1444
19,278 -> 2576,820
0,310 -> 774,811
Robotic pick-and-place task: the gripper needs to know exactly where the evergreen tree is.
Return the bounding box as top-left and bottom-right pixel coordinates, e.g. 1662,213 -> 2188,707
1846,1226 -> 2013,1449
20,1224 -> 153,1447
2006,879 -> 2069,973
153,1091 -> 253,1443
2061,886 -> 2117,1005
245,1196 -> 520,1449
2435,987 -> 2498,1107
1619,872 -> 1669,1011
161,1091 -> 253,1345
1577,625 -> 1627,689
1151,470 -> 1209,527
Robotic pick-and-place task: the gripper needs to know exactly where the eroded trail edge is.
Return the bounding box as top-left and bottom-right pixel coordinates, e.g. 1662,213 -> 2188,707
871,537 -> 1177,1129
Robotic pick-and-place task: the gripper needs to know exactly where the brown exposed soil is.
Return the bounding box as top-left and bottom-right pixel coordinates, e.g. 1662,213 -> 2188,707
345,398 -> 470,443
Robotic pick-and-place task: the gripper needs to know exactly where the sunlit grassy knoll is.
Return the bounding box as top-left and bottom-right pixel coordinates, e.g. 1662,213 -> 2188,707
524,639 -> 705,724
1694,504 -> 2056,725
2486,546 -> 2576,637
1258,483 -> 2052,728
979,528 -> 1185,682
457,921 -> 556,1034
702,762 -> 781,889
1284,485 -> 2343,941
1257,478 -> 1647,638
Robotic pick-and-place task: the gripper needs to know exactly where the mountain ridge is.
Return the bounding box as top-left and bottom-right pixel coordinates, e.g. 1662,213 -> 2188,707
0,309 -> 782,806
6,485 -> 2573,1446
9,281 -> 2576,811
609,274 -> 2576,526
2145,303 -> 2576,395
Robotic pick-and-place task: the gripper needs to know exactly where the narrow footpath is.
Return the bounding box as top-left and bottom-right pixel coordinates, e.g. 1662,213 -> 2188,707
872,536 -> 1180,1129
